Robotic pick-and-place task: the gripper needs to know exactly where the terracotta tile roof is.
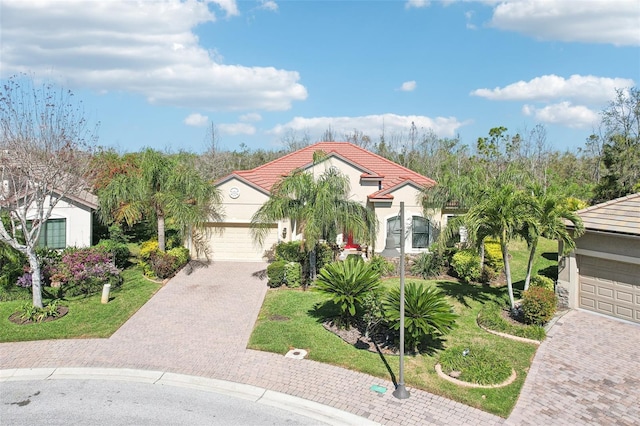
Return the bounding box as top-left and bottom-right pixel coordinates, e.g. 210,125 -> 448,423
571,192 -> 640,236
220,142 -> 436,198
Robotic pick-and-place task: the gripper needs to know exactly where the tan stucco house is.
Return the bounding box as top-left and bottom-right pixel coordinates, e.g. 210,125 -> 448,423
200,142 -> 444,261
558,192 -> 640,324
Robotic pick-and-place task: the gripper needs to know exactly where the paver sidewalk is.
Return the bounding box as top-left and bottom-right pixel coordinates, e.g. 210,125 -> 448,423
0,262 -> 502,426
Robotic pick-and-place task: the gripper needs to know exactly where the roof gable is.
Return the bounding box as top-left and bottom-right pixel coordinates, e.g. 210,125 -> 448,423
219,142 -> 436,195
574,192 -> 640,236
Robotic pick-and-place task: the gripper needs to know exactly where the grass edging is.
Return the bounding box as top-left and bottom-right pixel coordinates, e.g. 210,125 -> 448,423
435,363 -> 517,388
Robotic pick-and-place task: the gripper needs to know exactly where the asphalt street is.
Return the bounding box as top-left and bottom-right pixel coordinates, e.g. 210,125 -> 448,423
1,379 -> 328,426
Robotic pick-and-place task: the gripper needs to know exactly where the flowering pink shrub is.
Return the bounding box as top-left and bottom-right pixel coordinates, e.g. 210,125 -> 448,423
53,247 -> 122,297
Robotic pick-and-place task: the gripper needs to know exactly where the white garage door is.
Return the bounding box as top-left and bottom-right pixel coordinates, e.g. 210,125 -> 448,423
578,255 -> 640,323
206,223 -> 278,262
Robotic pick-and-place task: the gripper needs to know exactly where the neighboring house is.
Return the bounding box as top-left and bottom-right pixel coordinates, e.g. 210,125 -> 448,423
558,193 -> 640,324
200,142 -> 443,261
20,188 -> 98,250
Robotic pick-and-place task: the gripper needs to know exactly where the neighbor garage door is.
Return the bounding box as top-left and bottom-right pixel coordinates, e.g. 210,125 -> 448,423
204,223 -> 278,262
578,255 -> 640,324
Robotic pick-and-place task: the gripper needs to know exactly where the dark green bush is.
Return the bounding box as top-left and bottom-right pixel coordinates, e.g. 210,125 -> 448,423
410,251 -> 444,279
284,261 -> 302,288
522,286 -> 557,325
451,249 -> 481,283
96,239 -> 131,268
383,282 -> 457,352
479,265 -> 498,285
530,274 -> 554,291
315,242 -> 335,270
267,260 -> 287,288
315,257 -> 381,327
439,344 -> 513,385
477,302 -> 546,340
275,241 -> 306,263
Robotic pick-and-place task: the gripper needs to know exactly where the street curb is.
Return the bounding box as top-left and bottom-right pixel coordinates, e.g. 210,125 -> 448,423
0,368 -> 381,426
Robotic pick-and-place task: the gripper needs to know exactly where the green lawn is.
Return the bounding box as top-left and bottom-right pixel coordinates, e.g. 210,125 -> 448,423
0,267 -> 161,342
249,238 -> 558,417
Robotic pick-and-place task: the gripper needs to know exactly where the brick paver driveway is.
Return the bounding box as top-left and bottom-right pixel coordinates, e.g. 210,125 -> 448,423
507,310 -> 640,425
0,262 -> 500,426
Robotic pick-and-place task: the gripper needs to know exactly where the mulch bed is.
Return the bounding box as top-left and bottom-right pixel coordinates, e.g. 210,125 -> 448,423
8,306 -> 69,325
323,319 -> 401,355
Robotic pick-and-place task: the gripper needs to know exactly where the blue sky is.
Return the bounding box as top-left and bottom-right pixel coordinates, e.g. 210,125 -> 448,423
2,0 -> 639,154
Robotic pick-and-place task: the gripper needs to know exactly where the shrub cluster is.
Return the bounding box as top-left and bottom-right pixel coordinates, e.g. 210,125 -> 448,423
96,239 -> 130,268
267,260 -> 302,288
530,274 -> 554,292
52,247 -> 122,297
138,240 -> 190,279
521,286 -> 557,325
451,249 -> 482,283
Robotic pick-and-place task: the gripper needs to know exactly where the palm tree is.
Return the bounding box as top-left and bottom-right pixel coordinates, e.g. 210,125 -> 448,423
98,149 -> 221,251
251,166 -> 378,281
465,184 -> 536,310
520,189 -> 584,290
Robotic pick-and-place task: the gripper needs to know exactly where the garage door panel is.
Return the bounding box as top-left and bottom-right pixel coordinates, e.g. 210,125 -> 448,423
578,255 -> 640,324
596,301 -> 614,314
616,290 -> 634,303
206,223 -> 277,262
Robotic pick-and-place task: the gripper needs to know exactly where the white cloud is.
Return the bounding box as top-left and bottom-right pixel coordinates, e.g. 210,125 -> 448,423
269,113 -> 466,139
218,122 -> 257,135
471,74 -> 635,104
399,81 -> 417,92
184,113 -> 209,127
239,113 -> 262,122
0,0 -> 307,111
522,102 -> 599,129
405,0 -> 430,10
489,0 -> 640,46
258,0 -> 278,11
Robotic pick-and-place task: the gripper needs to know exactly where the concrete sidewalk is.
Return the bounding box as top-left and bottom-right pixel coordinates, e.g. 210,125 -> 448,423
0,262 -> 502,426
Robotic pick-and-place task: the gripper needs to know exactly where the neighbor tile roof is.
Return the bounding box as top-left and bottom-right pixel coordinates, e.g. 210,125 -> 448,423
220,142 -> 436,199
571,192 -> 640,236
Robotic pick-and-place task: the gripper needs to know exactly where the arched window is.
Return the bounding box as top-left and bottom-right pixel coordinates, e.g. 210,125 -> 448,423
386,216 -> 401,248
386,215 -> 430,249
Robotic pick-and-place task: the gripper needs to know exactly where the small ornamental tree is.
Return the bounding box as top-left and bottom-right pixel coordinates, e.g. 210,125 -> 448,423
0,74 -> 97,308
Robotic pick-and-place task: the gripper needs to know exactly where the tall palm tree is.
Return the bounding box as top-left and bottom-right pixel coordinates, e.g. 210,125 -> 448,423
465,184 -> 536,310
520,189 -> 584,290
251,167 -> 378,280
98,149 -> 221,251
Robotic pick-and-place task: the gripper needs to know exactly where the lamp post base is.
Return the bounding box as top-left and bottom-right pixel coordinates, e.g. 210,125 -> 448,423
393,384 -> 410,399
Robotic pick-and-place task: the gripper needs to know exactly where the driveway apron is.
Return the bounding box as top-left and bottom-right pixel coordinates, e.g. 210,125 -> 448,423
1,262 -> 500,425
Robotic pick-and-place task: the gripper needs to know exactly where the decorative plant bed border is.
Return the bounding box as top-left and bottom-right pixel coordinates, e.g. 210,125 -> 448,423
435,363 -> 517,389
476,319 -> 542,345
